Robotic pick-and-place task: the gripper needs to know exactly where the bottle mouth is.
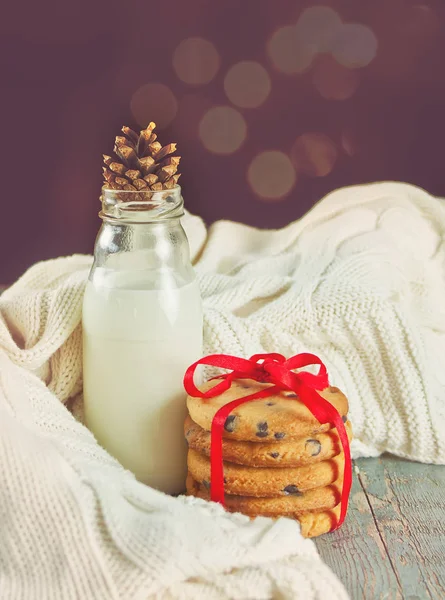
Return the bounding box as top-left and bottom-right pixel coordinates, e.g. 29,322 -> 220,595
99,185 -> 184,223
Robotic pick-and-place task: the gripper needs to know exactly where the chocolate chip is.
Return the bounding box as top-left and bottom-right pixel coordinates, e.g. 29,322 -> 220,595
283,485 -> 302,496
274,432 -> 285,440
224,415 -> 237,433
269,452 -> 280,459
185,429 -> 191,437
256,422 -> 269,438
284,391 -> 297,398
305,439 -> 322,457
342,415 -> 347,423
203,478 -> 225,487
329,386 -> 339,393
266,402 -> 275,406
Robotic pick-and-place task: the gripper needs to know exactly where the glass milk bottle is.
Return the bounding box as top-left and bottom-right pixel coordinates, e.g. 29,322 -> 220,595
82,186 -> 202,494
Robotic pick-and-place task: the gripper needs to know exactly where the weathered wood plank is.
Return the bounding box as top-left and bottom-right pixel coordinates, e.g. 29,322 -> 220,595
316,456 -> 445,600
315,458 -> 402,600
362,456 -> 445,600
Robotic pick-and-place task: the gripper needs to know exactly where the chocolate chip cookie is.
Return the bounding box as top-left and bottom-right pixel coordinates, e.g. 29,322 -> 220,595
297,504 -> 341,538
187,448 -> 344,497
185,414 -> 352,468
186,473 -> 341,537
186,473 -> 342,515
186,379 -> 348,442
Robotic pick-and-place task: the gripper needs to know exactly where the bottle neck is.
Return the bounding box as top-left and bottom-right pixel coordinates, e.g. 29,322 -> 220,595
90,217 -> 195,289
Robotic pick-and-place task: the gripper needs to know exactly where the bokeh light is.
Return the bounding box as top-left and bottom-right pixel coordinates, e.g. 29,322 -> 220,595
332,24 -> 378,68
295,6 -> 343,53
173,37 -> 220,85
130,83 -> 178,129
267,25 -> 315,74
199,106 -> 247,154
312,56 -> 360,100
224,61 -> 271,108
291,133 -> 338,177
248,151 -> 296,200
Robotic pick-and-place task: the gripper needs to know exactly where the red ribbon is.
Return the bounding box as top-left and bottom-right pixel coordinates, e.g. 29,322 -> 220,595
184,352 -> 352,531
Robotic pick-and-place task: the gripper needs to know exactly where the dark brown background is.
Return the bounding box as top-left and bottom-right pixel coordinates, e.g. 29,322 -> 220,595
1,0 -> 444,283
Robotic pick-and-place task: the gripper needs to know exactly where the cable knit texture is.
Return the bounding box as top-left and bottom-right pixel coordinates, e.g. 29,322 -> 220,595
1,182 -> 444,599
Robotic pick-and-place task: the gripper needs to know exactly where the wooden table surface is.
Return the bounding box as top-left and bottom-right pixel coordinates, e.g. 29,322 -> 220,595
1,286 -> 444,598
315,456 -> 445,600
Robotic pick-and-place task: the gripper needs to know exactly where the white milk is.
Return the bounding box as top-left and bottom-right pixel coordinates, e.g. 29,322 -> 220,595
82,276 -> 202,494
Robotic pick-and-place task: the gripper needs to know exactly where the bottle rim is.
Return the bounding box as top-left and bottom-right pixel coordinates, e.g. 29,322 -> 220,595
99,185 -> 184,223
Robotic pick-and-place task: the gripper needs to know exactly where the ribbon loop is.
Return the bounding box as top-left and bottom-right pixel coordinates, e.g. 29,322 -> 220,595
250,352 -> 286,365
184,352 -> 352,532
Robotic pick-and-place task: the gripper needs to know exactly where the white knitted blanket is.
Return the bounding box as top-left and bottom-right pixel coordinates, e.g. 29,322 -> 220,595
1,182 -> 444,600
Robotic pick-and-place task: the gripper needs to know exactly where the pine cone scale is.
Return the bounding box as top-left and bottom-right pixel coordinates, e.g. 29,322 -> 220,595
122,126 -> 139,145
138,156 -> 155,175
144,174 -> 158,185
109,162 -> 127,176
125,169 -> 142,181
155,143 -> 177,162
158,165 -> 176,183
133,179 -> 148,190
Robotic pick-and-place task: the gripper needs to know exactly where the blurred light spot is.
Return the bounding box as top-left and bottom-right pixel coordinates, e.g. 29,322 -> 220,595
312,56 -> 360,100
130,83 -> 178,129
341,130 -> 356,157
296,6 -> 343,53
248,151 -> 296,200
173,38 -> 220,85
291,133 -> 338,177
199,106 -> 247,154
267,25 -> 315,74
332,24 -> 378,68
224,61 -> 271,108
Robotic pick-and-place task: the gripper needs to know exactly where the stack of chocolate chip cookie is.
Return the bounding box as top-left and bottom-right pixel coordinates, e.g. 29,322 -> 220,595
184,379 -> 352,538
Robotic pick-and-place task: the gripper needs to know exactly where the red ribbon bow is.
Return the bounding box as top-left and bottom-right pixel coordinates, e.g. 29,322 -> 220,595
184,352 -> 352,531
